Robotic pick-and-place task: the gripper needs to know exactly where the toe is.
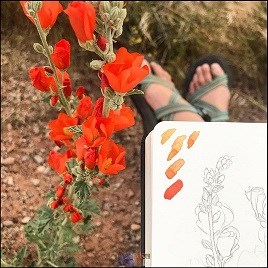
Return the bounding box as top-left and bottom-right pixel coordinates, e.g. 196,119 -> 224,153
193,73 -> 201,89
151,61 -> 172,81
189,81 -> 195,94
196,66 -> 206,86
211,63 -> 225,77
201,64 -> 212,83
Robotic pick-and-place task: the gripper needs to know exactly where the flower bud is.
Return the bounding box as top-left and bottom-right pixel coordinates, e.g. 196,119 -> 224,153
62,79 -> 72,97
31,1 -> 42,12
50,200 -> 59,209
97,36 -> 108,51
63,173 -> 73,184
75,86 -> 85,99
109,7 -> 120,21
105,52 -> 116,63
44,66 -> 54,75
90,60 -> 105,70
100,1 -> 111,13
111,1 -> 124,9
63,203 -> 75,213
50,94 -> 59,106
33,43 -> 44,54
70,211 -> 83,223
119,9 -> 127,21
56,185 -> 65,198
114,27 -> 123,38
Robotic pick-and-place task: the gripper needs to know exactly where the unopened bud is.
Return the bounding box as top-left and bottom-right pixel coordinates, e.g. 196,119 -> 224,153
100,1 -> 111,13
31,1 -> 42,12
105,52 -> 116,63
111,1 -> 124,9
75,86 -> 85,99
114,27 -> 123,38
50,94 -> 59,106
109,7 -> 120,21
62,79 -> 72,97
90,60 -> 105,70
119,9 -> 127,21
33,43 -> 44,54
97,36 -> 108,51
44,66 -> 54,75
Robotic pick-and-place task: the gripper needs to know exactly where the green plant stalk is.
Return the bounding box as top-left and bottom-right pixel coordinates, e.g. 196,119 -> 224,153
32,14 -> 72,116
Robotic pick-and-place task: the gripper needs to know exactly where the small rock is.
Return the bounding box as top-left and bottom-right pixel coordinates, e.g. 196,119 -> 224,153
3,220 -> 13,227
21,217 -> 31,224
127,190 -> 135,198
134,201 -> 140,206
119,237 -> 124,242
113,182 -> 122,190
130,224 -> 141,231
95,221 -> 102,227
31,178 -> 40,186
135,235 -> 141,241
87,253 -> 94,258
2,157 -> 15,165
21,155 -> 29,162
34,155 -> 44,164
36,165 -> 46,173
7,176 -> 14,186
33,125 -> 40,134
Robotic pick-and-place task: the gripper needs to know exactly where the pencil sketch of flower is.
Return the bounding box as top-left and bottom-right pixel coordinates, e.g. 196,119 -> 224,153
195,155 -> 240,267
237,187 -> 267,267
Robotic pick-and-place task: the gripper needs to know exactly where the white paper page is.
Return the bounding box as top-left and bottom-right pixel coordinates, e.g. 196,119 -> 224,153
146,121 -> 267,267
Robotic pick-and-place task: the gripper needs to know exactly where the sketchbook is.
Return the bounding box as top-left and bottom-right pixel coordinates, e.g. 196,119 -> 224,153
142,121 -> 267,267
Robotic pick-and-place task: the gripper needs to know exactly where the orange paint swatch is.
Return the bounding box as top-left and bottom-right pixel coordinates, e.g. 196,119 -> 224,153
187,131 -> 200,148
164,179 -> 183,200
167,135 -> 186,161
161,128 -> 176,144
165,159 -> 185,179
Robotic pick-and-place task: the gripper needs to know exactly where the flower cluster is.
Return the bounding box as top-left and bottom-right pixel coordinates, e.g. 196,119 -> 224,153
20,1 -> 149,224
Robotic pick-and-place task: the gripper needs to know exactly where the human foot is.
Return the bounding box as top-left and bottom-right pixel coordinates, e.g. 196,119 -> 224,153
188,63 -> 231,112
143,60 -> 204,121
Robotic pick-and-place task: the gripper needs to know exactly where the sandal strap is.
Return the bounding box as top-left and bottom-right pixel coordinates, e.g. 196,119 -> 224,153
194,99 -> 229,122
139,74 -> 174,92
187,75 -> 228,104
139,73 -> 198,121
155,91 -> 198,121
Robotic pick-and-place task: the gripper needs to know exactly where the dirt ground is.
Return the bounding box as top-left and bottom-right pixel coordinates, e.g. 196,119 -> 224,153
1,29 -> 267,268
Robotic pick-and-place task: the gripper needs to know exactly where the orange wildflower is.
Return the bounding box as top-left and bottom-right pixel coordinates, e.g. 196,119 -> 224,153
48,113 -> 78,142
98,139 -> 126,175
20,1 -> 63,30
102,47 -> 149,93
64,1 -> 96,43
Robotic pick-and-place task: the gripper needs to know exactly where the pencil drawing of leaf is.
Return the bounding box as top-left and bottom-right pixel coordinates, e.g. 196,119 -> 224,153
215,174 -> 225,184
212,195 -> 219,205
205,254 -> 214,266
202,188 -> 209,201
213,211 -> 221,223
201,239 -> 212,249
212,185 -> 224,193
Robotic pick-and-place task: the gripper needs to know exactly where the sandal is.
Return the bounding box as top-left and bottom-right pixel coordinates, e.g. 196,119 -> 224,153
131,73 -> 198,136
182,54 -> 232,122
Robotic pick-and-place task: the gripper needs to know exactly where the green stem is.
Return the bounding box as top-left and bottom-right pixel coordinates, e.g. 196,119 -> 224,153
32,14 -> 72,116
102,97 -> 110,117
